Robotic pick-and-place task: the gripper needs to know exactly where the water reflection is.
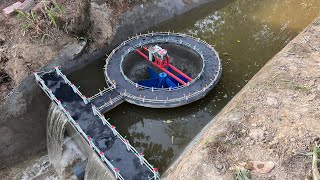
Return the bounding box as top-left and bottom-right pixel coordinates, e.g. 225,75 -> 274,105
108,102 -> 214,172
69,0 -> 319,173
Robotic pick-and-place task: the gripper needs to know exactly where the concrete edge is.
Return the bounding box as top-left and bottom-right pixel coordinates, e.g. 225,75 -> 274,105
162,15 -> 320,178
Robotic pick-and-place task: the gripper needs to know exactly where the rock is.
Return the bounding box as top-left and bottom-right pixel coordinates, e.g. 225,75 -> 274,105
249,129 -> 265,141
163,120 -> 173,124
58,40 -> 87,60
216,163 -> 223,169
306,94 -> 316,101
215,161 -> 226,173
244,161 -> 275,173
269,139 -> 278,146
44,40 -> 87,70
266,97 -> 278,107
251,123 -> 257,127
227,113 -> 242,121
290,138 -> 296,142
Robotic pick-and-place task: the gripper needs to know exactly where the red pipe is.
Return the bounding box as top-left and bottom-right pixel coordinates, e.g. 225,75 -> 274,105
135,49 -> 149,60
135,49 -> 187,86
142,46 -> 148,51
168,64 -> 193,82
160,67 -> 187,86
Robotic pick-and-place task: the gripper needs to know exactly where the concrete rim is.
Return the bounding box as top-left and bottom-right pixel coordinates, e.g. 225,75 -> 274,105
105,32 -> 222,108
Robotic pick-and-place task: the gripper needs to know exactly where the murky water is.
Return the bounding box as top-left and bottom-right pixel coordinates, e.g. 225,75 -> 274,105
69,0 -> 319,173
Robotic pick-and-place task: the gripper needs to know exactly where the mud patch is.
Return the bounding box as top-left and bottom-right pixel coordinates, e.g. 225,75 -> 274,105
0,69 -> 12,100
0,69 -> 11,84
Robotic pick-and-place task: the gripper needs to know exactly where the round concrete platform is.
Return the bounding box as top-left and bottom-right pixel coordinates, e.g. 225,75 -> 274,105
105,32 -> 222,108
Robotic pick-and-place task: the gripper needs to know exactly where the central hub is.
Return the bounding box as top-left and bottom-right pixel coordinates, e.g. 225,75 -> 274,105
121,43 -> 203,89
159,72 -> 167,78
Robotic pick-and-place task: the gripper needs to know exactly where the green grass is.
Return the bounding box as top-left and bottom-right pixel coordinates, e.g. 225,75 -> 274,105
235,166 -> 251,180
15,0 -> 64,40
43,0 -> 63,27
16,9 -> 36,36
293,85 -> 309,92
313,146 -> 320,180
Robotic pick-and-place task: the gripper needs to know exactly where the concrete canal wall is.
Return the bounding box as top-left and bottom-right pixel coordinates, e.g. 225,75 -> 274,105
163,17 -> 320,180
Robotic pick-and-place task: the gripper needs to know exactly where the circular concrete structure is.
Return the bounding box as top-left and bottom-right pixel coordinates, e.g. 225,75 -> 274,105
105,32 -> 222,108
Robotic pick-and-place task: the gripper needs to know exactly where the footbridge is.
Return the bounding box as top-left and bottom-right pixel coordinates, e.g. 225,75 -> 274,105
34,67 -> 160,180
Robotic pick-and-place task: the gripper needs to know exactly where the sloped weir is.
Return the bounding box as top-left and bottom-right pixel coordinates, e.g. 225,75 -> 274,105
84,152 -> 114,179
47,103 -> 68,175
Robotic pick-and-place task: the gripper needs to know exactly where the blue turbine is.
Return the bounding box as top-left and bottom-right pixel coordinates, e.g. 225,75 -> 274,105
137,67 -> 189,88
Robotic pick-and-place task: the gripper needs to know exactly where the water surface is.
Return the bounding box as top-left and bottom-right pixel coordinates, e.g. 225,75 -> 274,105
69,0 -> 319,173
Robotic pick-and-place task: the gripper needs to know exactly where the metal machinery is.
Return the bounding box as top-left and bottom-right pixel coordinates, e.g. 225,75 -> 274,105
135,45 -> 193,88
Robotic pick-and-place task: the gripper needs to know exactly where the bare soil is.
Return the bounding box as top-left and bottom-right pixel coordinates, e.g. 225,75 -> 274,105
0,0 -> 147,104
0,1 -> 73,102
164,17 -> 320,180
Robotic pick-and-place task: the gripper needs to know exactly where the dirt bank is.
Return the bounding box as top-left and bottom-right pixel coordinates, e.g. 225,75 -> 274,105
0,0 -> 135,102
164,17 -> 320,180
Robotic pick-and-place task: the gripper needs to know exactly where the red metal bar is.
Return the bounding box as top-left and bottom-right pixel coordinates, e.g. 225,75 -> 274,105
135,49 -> 149,60
168,64 -> 193,82
142,46 -> 148,51
135,49 -> 187,86
160,67 -> 187,86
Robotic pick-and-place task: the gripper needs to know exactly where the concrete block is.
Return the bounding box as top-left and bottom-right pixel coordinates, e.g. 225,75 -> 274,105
19,0 -> 36,12
2,2 -> 22,17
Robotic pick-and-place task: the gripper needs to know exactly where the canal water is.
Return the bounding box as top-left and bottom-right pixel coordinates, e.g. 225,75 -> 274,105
69,0 -> 319,173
